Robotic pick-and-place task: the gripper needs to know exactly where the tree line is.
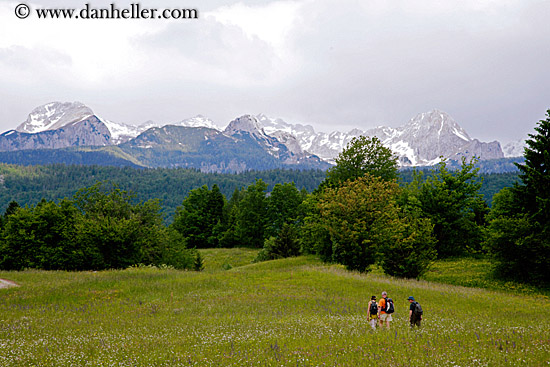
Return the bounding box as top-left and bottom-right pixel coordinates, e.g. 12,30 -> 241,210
0,183 -> 192,270
0,165 -> 327,223
0,164 -> 518,225
1,111 -> 547,285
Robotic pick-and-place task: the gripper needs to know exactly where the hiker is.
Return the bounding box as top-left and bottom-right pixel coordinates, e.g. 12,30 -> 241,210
378,291 -> 394,329
408,296 -> 422,328
367,295 -> 378,330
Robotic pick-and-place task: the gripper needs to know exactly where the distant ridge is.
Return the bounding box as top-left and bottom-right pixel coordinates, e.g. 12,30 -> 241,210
0,101 -> 524,172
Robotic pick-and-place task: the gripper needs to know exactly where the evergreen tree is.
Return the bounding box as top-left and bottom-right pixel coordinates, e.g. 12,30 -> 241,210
487,110 -> 550,284
515,110 -> 550,223
4,201 -> 20,218
217,187 -> 242,248
193,250 -> 204,271
256,223 -> 301,261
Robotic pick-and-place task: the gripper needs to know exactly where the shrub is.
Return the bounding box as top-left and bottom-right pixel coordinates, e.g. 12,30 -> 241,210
256,224 -> 301,262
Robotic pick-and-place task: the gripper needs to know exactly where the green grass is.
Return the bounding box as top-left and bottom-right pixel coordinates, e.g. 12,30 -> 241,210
197,248 -> 259,272
1,252 -> 549,366
422,257 -> 550,297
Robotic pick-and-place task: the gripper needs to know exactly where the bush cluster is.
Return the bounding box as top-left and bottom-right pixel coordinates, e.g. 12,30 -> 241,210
0,182 -> 193,270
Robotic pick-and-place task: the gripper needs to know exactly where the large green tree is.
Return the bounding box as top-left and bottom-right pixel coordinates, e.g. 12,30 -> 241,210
380,191 -> 437,278
316,174 -> 400,272
234,180 -> 269,248
314,174 -> 436,277
0,199 -> 80,270
416,158 -> 486,258
219,180 -> 269,248
217,187 -> 242,248
486,110 -> 550,284
266,182 -> 305,237
171,184 -> 225,248
321,135 -> 398,188
515,110 -> 550,223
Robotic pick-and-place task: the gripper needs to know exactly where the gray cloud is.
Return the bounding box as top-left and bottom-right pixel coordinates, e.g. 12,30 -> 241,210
1,0 -> 549,143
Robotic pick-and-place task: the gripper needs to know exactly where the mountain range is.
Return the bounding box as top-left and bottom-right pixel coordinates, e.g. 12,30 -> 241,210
0,101 -> 525,172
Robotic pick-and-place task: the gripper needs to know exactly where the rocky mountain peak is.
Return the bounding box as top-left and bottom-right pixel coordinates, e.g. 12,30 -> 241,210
16,101 -> 94,134
502,139 -> 527,157
174,115 -> 217,130
224,115 -> 265,136
2,103 -> 511,170
403,109 -> 471,142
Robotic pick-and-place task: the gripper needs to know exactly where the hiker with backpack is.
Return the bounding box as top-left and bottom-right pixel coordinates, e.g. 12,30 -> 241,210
408,296 -> 422,328
367,295 -> 378,330
378,291 -> 394,329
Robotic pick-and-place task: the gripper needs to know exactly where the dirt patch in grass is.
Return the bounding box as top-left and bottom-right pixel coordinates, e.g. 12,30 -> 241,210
0,278 -> 19,289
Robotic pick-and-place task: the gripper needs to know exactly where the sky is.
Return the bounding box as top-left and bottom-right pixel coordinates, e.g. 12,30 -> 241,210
1,0 -> 549,143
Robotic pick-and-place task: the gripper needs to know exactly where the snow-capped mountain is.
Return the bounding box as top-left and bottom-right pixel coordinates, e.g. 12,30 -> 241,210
255,114 -> 357,161
16,102 -> 94,134
502,139 -> 526,157
138,115 -> 218,131
2,115 -> 111,151
223,115 -> 313,163
255,110 -> 504,166
380,110 -> 503,166
2,102 -> 513,170
13,102 -> 220,145
15,101 -> 141,145
100,118 -> 142,144
173,115 -> 218,130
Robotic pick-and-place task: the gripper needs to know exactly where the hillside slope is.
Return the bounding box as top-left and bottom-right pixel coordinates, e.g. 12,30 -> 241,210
1,255 -> 548,366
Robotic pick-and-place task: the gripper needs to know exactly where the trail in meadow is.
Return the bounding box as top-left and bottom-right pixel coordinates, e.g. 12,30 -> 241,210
0,279 -> 18,289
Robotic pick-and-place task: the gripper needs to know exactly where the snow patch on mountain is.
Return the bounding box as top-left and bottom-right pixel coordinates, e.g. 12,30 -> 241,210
16,102 -> 94,134
173,115 -> 218,130
224,115 -> 266,136
254,109 -> 504,166
502,139 -> 526,157
6,102 -> 511,167
98,117 -> 143,144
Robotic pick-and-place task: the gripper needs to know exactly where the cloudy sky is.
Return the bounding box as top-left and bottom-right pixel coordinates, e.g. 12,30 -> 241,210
1,0 -> 549,143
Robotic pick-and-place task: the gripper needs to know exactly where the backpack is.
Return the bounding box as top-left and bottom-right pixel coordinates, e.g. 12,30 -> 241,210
385,298 -> 395,314
413,301 -> 423,316
369,301 -> 378,315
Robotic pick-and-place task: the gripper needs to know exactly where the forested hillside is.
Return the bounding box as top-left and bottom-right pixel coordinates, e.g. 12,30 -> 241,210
0,165 -> 327,222
0,164 -> 518,223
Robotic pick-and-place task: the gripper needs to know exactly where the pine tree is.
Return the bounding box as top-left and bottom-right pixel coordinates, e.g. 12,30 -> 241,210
193,250 -> 204,271
487,110 -> 550,285
515,109 -> 550,223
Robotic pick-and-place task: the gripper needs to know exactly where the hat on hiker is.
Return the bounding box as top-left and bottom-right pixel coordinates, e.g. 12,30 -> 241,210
407,296 -> 415,301
371,295 -> 376,300
381,291 -> 387,296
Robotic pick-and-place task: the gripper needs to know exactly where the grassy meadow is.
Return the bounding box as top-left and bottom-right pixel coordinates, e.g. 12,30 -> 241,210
1,251 -> 549,366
